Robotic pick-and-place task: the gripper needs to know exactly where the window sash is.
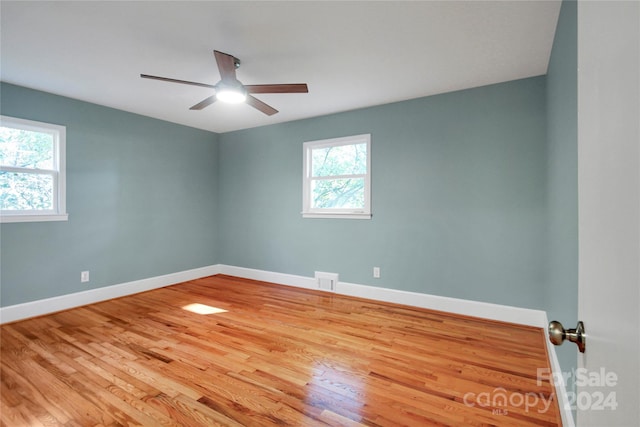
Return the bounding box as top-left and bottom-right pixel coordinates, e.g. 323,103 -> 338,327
1,165 -> 58,175
309,173 -> 367,181
1,168 -> 59,213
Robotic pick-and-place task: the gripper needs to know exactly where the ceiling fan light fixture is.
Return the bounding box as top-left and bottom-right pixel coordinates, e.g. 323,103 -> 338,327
215,83 -> 247,104
141,50 -> 307,115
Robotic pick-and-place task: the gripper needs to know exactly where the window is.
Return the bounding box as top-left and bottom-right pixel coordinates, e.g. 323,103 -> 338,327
0,115 -> 68,223
303,134 -> 371,219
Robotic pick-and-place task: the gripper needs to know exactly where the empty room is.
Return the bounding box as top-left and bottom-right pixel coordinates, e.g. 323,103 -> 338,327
1,1 -> 638,426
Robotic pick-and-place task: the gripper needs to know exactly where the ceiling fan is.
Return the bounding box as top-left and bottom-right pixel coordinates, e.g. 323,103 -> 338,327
141,50 -> 308,116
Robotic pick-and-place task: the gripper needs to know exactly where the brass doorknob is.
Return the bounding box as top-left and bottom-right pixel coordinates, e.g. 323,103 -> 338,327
548,320 -> 586,353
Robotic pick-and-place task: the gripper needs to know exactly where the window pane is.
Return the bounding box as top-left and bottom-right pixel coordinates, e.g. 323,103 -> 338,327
311,177 -> 365,209
312,143 -> 367,177
0,171 -> 54,210
0,127 -> 54,169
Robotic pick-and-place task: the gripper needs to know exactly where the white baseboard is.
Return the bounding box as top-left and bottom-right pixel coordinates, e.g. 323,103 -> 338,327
219,264 -> 318,290
2,263 -> 547,327
217,264 -> 547,327
0,265 -> 221,324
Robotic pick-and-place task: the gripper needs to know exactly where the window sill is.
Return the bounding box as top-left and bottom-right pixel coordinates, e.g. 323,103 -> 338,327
1,213 -> 69,223
302,212 -> 372,220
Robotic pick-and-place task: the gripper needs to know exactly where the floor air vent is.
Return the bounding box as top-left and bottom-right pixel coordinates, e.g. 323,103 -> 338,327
315,271 -> 338,291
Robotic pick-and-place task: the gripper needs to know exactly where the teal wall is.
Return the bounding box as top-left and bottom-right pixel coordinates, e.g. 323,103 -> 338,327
545,0 -> 578,393
218,77 -> 548,309
0,83 -> 219,306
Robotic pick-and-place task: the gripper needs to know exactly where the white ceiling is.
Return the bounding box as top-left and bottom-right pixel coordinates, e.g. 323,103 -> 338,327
1,1 -> 561,134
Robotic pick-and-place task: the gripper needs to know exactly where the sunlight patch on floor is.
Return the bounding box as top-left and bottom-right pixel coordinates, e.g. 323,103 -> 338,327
182,303 -> 228,315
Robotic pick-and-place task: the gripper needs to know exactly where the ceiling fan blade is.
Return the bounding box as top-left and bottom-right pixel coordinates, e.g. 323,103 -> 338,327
214,50 -> 237,82
189,95 -> 217,110
246,95 -> 278,116
245,84 -> 309,94
140,74 -> 215,89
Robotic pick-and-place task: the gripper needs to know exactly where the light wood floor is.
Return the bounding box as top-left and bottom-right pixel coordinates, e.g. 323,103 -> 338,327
1,275 -> 561,426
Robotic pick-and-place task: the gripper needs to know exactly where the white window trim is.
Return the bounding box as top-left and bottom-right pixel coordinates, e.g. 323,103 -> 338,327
302,134 -> 371,219
1,115 -> 68,223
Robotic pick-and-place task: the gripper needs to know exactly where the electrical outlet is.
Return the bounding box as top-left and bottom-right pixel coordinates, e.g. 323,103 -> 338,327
373,267 -> 380,278
81,271 -> 90,283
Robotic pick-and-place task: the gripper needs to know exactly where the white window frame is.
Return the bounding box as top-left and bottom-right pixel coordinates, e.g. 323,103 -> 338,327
302,134 -> 371,219
1,115 -> 68,223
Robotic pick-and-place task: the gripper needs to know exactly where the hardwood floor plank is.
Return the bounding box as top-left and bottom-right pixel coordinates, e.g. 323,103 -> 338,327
145,393 -> 242,427
1,274 -> 562,426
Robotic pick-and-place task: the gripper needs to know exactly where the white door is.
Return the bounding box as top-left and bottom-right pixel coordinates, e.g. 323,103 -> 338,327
577,1 -> 639,426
